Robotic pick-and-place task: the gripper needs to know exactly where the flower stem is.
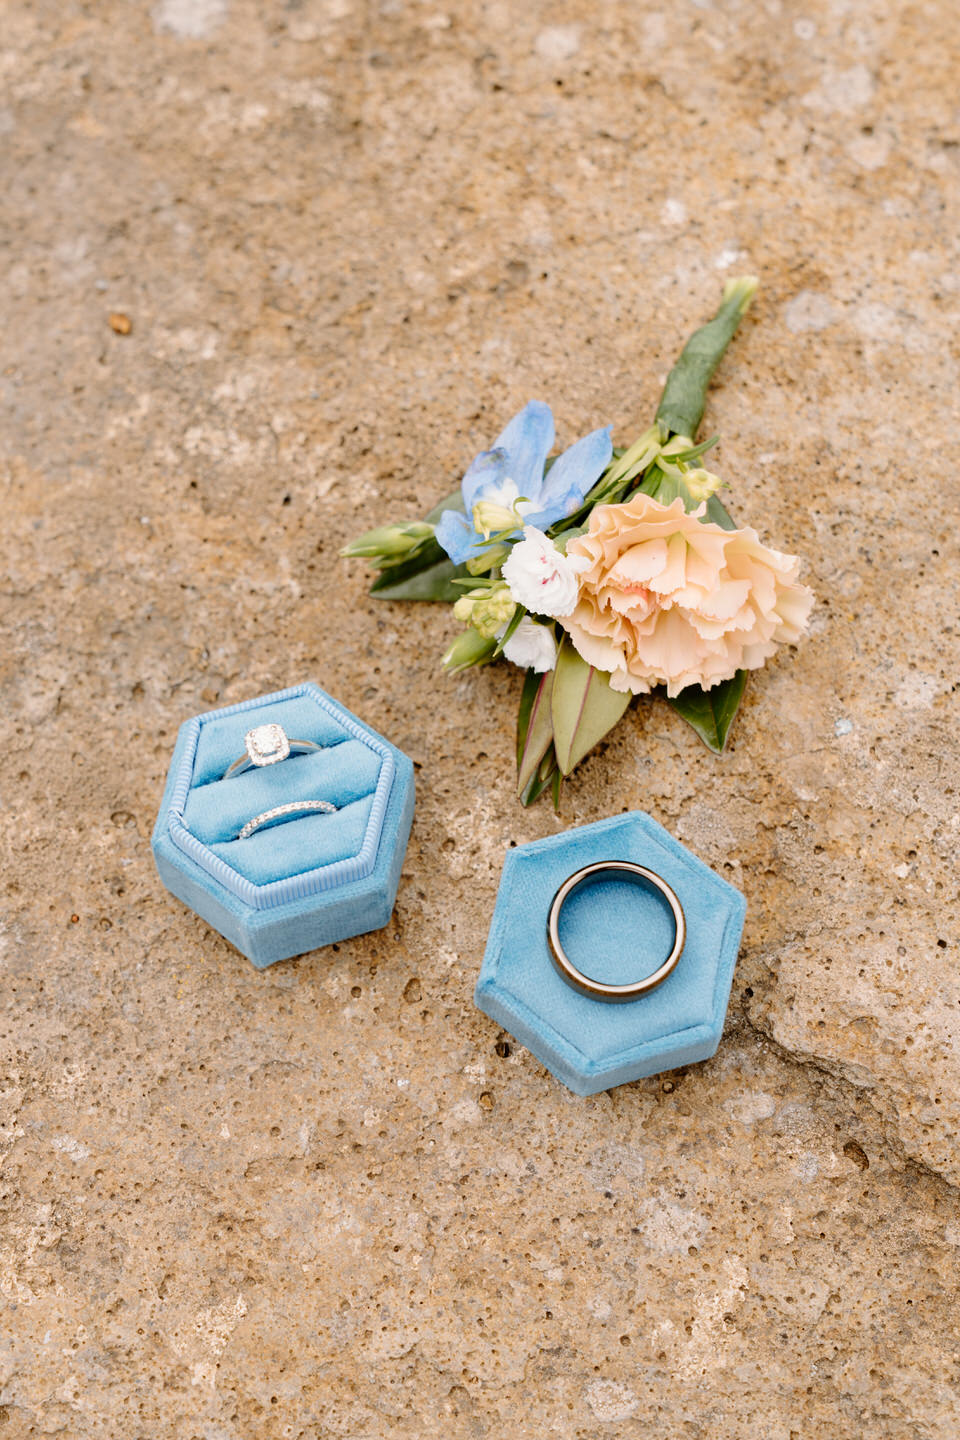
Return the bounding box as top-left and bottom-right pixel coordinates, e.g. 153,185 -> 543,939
655,277 -> 758,442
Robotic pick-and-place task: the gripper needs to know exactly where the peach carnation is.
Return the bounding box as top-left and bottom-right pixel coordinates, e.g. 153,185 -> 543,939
561,492 -> 813,697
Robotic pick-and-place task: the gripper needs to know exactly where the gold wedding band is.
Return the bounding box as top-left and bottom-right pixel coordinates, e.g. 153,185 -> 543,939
546,861 -> 685,1002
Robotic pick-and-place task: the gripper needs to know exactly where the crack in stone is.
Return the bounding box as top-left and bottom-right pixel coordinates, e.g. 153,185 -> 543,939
735,1003 -> 960,1197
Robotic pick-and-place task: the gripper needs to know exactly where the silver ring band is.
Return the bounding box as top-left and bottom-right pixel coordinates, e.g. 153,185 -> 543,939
547,861 -> 685,1002
238,799 -> 337,841
224,723 -> 324,779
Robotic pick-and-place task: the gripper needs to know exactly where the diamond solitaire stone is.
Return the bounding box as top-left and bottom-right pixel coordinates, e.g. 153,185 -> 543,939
222,723 -> 325,779
245,723 -> 291,767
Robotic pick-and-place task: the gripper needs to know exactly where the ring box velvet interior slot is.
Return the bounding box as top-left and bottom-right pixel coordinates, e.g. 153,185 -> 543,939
474,812 -> 746,1095
152,683 -> 415,968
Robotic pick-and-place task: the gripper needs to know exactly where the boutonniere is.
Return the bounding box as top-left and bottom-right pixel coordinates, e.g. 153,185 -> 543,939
343,279 -> 814,806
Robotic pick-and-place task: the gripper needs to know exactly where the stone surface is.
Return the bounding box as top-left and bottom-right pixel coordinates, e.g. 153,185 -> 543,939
1,0 -> 959,1435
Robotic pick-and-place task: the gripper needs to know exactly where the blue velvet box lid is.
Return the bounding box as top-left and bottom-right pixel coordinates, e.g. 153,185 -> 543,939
152,683 -> 415,968
474,812 -> 746,1095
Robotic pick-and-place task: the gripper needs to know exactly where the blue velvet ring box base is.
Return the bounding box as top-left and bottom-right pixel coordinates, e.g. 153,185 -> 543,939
474,812 -> 746,1095
152,683 -> 415,968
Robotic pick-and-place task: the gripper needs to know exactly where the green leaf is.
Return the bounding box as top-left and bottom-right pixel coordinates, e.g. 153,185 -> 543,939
646,466 -> 685,508
666,670 -> 747,753
663,435 -> 719,465
520,743 -> 560,807
369,548 -> 469,602
636,464 -> 666,499
515,666 -> 542,768
516,669 -> 555,795
424,489 -> 465,525
551,766 -> 563,812
550,638 -> 631,776
705,493 -> 737,532
493,604 -> 526,659
550,524 -> 588,550
656,277 -> 757,442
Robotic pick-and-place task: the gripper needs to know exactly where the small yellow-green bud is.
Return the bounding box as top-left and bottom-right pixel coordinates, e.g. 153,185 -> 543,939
472,499 -> 522,539
470,588 -> 517,639
683,468 -> 724,502
721,274 -> 758,316
453,595 -> 477,624
340,522 -> 434,562
442,627 -> 496,674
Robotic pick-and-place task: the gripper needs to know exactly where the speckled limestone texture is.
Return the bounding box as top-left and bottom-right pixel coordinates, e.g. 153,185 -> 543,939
1,0 -> 959,1435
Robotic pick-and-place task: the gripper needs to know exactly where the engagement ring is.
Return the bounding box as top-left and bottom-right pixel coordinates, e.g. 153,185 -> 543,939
223,724 -> 324,779
547,861 -> 685,1002
238,799 -> 338,841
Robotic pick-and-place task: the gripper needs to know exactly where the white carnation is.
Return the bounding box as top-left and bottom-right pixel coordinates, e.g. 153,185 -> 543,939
502,526 -> 590,619
498,616 -> 558,673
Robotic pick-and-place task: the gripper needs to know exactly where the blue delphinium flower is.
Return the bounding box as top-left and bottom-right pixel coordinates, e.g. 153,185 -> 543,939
435,400 -> 613,565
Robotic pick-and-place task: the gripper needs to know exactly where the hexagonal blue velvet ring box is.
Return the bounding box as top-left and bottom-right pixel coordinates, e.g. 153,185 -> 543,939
474,812 -> 746,1095
152,683 -> 415,968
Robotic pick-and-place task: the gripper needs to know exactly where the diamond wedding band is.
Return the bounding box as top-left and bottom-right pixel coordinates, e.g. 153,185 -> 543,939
224,724 -> 324,779
547,861 -> 685,1002
238,799 -> 337,841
